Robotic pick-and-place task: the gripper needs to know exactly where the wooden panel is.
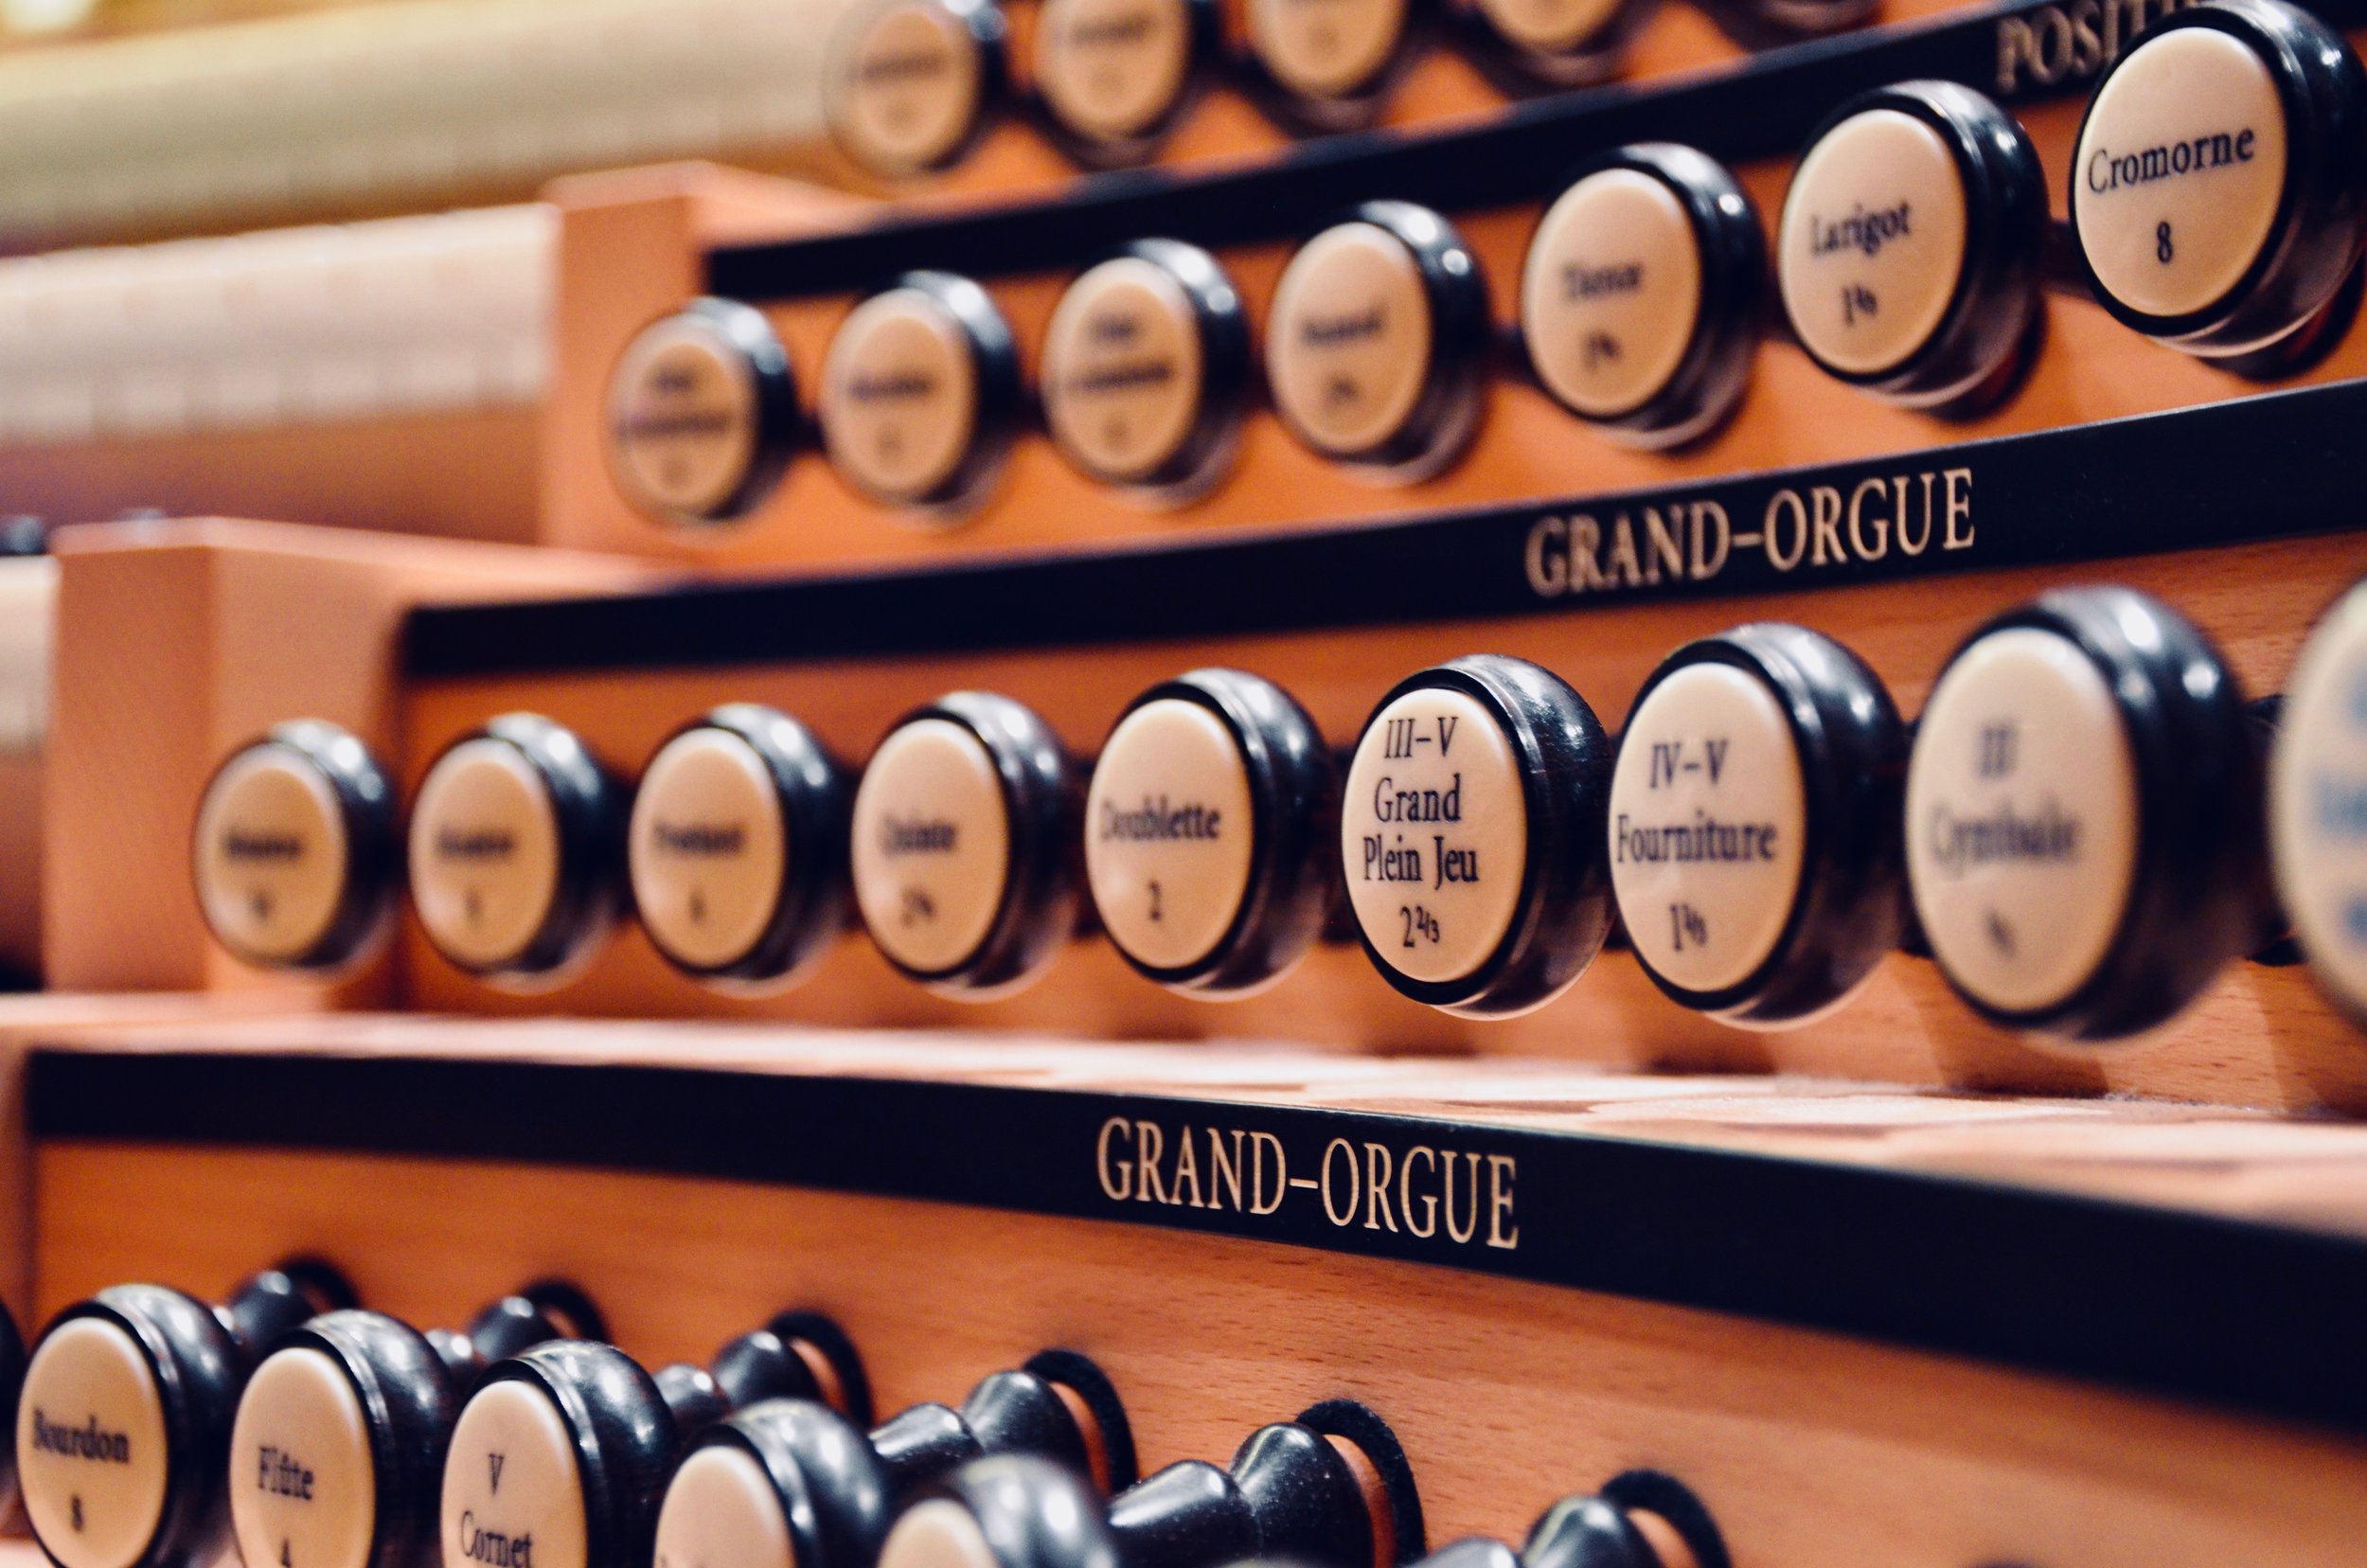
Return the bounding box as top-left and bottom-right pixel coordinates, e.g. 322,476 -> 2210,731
44,522 -> 654,996
26,1128 -> 2367,1568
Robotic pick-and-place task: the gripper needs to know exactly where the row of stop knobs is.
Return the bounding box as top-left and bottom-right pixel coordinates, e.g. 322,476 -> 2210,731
0,1266 -> 1726,1568
198,577 -> 2367,1043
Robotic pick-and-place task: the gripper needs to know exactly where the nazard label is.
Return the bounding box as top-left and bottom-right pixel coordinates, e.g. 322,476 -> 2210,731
1523,465 -> 1974,599
1094,1115 -> 1520,1252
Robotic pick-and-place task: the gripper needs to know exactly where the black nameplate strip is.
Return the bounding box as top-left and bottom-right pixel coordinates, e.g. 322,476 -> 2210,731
27,1048 -> 2367,1436
407,377 -> 2367,680
703,0 -> 2367,300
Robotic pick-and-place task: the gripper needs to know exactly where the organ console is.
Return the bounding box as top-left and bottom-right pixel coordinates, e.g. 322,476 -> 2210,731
30,1 -> 2367,1566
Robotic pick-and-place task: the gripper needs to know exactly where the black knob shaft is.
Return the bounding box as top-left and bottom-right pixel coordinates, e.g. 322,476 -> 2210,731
1410,1473 -> 1728,1568
654,1349 -> 1134,1568
16,1261 -> 356,1568
876,1401 -> 1422,1568
227,1282 -> 603,1568
437,1312 -> 866,1568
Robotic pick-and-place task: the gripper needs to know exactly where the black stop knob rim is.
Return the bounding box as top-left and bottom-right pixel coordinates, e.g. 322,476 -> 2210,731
829,0 -> 1010,176
1047,238 -> 1253,497
1917,586 -> 2263,1042
1619,623 -> 1908,1025
1025,0 -> 1222,169
32,1288 -> 237,1568
863,692 -> 1083,996
271,1311 -> 459,1568
1291,1400 -> 1425,1566
605,296 -> 802,528
905,1452 -> 1123,1568
684,1399 -> 893,1568
1348,655 -> 1614,1018
1234,1 -> 1429,136
482,1341 -> 676,1568
1783,80 -> 2047,405
1093,668 -> 1341,996
1283,202 -> 1492,478
190,721 -> 401,974
1522,143 -> 1766,448
1452,0 -> 1642,93
2068,0 -> 2367,354
640,704 -> 854,987
830,271 -> 1023,514
414,714 -> 626,982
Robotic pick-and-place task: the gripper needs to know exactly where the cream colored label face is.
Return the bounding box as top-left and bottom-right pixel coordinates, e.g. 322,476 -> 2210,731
1034,0 -> 1193,140
1041,258 -> 1206,484
606,316 -> 762,523
1905,628 -> 2140,1016
827,0 -> 985,173
654,1446 -> 796,1568
2073,27 -> 2287,320
17,1319 -> 171,1568
1085,699 -> 1256,971
194,744 -> 351,966
821,288 -> 980,505
1610,665 -> 1808,994
1779,108 -> 1969,376
1267,223 -> 1432,458
629,728 -> 790,972
2270,585 -> 2367,1020
1476,0 -> 1619,55
409,739 -> 563,971
229,1349 -> 379,1568
1245,0 -> 1404,98
1522,169 -> 1702,419
851,718 -> 1012,974
1341,687 -> 1527,986
440,1382 -> 589,1568
878,1501 -> 997,1568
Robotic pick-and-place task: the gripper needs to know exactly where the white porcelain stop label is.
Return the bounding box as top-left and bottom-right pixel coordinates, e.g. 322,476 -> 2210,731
1342,687 -> 1527,986
851,718 -> 1013,974
1245,0 -> 1405,99
409,739 -> 563,972
1905,628 -> 2140,1016
653,1446 -> 794,1568
1477,0 -> 1620,56
2272,584 -> 2367,1020
440,1382 -> 589,1568
606,314 -> 764,523
1268,223 -> 1432,457
229,1348 -> 379,1568
1034,0 -> 1194,141
1041,257 -> 1206,484
2073,27 -> 2288,320
17,1318 -> 171,1568
827,0 -> 987,173
1086,699 -> 1256,972
194,743 -> 351,967
880,1501 -> 999,1568
1522,169 -> 1702,419
1779,108 -> 1970,376
821,288 -> 981,505
1609,664 -> 1808,994
630,727 -> 791,973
